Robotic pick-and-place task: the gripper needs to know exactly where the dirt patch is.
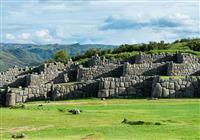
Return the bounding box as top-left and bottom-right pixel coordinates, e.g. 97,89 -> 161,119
81,133 -> 103,140
0,125 -> 54,133
33,102 -> 91,106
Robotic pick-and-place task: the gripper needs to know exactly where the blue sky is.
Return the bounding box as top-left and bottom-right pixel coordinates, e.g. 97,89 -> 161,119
0,0 -> 199,45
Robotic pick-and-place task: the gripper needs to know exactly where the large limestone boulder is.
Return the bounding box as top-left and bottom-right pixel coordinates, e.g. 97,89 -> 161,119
98,89 -> 109,98
162,88 -> 169,97
6,93 -> 16,106
68,109 -> 81,115
152,83 -> 162,98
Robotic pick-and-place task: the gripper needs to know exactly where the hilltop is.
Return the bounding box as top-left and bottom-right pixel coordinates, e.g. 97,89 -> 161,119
0,43 -> 116,71
72,38 -> 200,64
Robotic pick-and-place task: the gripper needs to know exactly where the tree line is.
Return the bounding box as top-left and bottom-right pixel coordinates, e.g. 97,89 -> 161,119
52,38 -> 200,63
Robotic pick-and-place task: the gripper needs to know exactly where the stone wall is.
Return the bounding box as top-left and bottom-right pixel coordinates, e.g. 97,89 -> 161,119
87,54 -> 121,67
0,66 -> 30,87
38,62 -> 66,73
4,83 -> 52,106
26,62 -> 78,86
87,55 -> 106,67
26,72 -> 68,86
176,53 -> 199,64
98,76 -> 154,98
132,52 -> 200,64
1,53 -> 200,106
123,62 -> 168,76
134,53 -> 176,64
167,62 -> 200,76
0,62 -> 68,88
77,64 -> 123,81
52,80 -> 99,100
152,76 -> 200,98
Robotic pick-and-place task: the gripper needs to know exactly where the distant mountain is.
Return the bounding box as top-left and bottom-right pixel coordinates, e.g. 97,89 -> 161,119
0,43 -> 117,71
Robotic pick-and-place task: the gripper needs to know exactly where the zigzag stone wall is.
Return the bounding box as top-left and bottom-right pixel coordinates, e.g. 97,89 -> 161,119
152,76 -> 200,98
0,66 -> 30,87
134,53 -> 176,63
26,62 -> 77,86
0,53 -> 200,106
98,76 -> 154,98
123,62 -> 168,76
4,83 -> 52,106
176,53 -> 199,64
52,80 -> 99,100
167,62 -> 200,76
133,52 -> 199,64
77,64 -> 123,81
87,54 -> 122,67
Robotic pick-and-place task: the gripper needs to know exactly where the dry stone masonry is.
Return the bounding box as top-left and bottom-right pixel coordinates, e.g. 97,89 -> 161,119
0,52 -> 199,106
98,76 -> 154,98
152,76 -> 200,98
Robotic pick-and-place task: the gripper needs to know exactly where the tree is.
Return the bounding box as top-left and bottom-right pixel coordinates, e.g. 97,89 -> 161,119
76,51 -> 81,57
54,50 -> 70,63
188,39 -> 200,51
84,48 -> 101,58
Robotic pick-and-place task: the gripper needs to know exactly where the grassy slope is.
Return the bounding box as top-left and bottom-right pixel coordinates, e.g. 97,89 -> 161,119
0,51 -> 25,71
76,41 -> 200,63
0,99 -> 200,140
147,42 -> 200,57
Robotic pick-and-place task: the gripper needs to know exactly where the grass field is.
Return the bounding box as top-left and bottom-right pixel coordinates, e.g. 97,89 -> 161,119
0,99 -> 200,140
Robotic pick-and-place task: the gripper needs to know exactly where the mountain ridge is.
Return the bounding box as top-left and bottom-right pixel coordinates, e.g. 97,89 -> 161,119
0,43 -> 117,71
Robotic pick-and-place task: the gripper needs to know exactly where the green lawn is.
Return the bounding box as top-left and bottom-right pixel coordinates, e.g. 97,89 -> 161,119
0,99 -> 200,140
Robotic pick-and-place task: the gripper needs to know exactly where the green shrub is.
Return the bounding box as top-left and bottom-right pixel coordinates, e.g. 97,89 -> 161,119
54,50 -> 70,63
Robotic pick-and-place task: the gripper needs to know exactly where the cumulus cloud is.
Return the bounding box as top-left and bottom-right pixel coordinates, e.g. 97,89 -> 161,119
100,14 -> 198,31
35,29 -> 52,41
5,34 -> 16,41
98,13 -> 199,44
4,29 -> 59,44
19,33 -> 31,40
2,0 -> 199,44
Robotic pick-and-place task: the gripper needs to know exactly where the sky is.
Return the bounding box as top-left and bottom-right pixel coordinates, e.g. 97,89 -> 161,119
0,0 -> 199,45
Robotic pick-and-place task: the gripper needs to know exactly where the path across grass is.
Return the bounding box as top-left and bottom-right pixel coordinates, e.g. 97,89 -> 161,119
0,99 -> 200,140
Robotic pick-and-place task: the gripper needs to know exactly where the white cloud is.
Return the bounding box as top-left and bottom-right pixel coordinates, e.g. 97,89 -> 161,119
5,34 -> 16,41
34,29 -> 55,43
35,29 -> 50,38
2,1 -> 199,44
19,33 -> 31,40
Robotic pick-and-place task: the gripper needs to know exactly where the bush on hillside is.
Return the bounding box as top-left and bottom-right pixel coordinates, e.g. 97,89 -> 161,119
54,50 -> 70,63
188,39 -> 200,51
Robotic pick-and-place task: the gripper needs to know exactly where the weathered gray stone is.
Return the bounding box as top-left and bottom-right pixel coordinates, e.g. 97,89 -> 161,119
6,93 -> 16,106
169,83 -> 175,90
118,87 -> 126,95
162,88 -> 169,97
169,90 -> 176,98
100,89 -> 109,97
103,81 -> 110,89
152,83 -> 162,98
120,82 -> 124,87
109,89 -> 115,97
110,82 -> 115,89
127,87 -> 136,95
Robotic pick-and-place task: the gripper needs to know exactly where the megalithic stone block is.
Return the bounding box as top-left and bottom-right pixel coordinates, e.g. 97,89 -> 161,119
152,83 -> 162,98
6,93 -> 16,107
